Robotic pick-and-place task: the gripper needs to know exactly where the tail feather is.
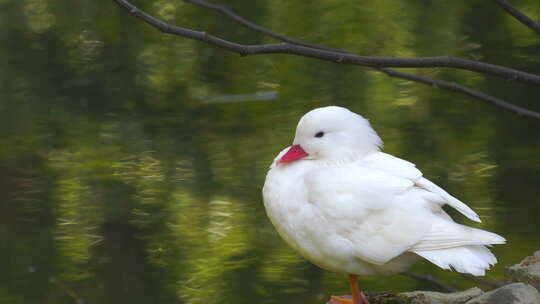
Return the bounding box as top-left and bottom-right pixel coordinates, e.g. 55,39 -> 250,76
413,221 -> 506,251
413,245 -> 498,276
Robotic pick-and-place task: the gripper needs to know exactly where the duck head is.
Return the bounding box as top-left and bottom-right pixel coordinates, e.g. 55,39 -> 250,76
279,106 -> 383,164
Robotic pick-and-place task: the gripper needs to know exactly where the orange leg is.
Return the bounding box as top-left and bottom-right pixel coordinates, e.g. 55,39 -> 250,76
327,274 -> 369,304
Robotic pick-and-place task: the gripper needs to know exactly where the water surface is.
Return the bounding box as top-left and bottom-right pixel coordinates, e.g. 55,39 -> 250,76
1,0 -> 540,303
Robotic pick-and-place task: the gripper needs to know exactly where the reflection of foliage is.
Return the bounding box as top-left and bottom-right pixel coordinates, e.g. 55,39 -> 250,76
1,0 -> 540,303
114,153 -> 180,265
174,198 -> 253,304
50,151 -> 105,282
0,288 -> 23,304
23,0 -> 54,34
259,246 -> 310,295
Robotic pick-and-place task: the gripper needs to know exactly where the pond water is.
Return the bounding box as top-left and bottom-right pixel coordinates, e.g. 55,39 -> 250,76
1,0 -> 540,303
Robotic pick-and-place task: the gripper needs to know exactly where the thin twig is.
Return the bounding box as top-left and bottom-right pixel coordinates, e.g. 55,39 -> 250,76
114,0 -> 540,86
379,68 -> 540,119
184,0 -> 349,54
403,271 -> 458,292
494,0 -> 540,35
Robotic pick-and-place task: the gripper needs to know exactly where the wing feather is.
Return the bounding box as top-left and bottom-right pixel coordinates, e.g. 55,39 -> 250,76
362,152 -> 480,222
416,177 -> 480,222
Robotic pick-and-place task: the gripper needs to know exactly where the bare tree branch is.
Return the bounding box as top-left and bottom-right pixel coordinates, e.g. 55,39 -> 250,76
184,0 -> 348,54
182,0 -> 540,119
114,0 -> 540,86
494,0 -> 540,35
113,0 -> 540,119
379,68 -> 540,119
402,271 -> 458,292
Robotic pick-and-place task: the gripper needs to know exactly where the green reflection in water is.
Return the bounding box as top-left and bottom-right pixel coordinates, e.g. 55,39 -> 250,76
1,0 -> 540,303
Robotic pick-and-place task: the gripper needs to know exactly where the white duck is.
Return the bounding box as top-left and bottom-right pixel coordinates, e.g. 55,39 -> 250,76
262,106 -> 505,304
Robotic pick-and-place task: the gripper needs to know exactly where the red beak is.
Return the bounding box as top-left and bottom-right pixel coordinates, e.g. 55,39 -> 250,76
279,145 -> 309,163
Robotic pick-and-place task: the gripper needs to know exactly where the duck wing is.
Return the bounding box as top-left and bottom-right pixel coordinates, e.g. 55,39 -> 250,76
305,165 -> 432,265
362,152 -> 480,222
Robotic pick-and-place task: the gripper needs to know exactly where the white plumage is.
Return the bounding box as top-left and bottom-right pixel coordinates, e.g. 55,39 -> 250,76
263,106 -> 505,282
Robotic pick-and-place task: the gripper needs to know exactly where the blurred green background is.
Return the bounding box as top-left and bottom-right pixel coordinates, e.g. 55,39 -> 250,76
1,0 -> 539,303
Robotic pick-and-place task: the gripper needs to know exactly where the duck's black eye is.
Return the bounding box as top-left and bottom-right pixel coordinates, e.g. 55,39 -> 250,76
315,131 -> 324,138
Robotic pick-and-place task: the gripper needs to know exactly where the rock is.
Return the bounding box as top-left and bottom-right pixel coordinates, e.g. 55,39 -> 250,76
398,287 -> 483,304
368,292 -> 410,304
327,293 -> 409,304
507,250 -> 540,290
466,283 -> 540,304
